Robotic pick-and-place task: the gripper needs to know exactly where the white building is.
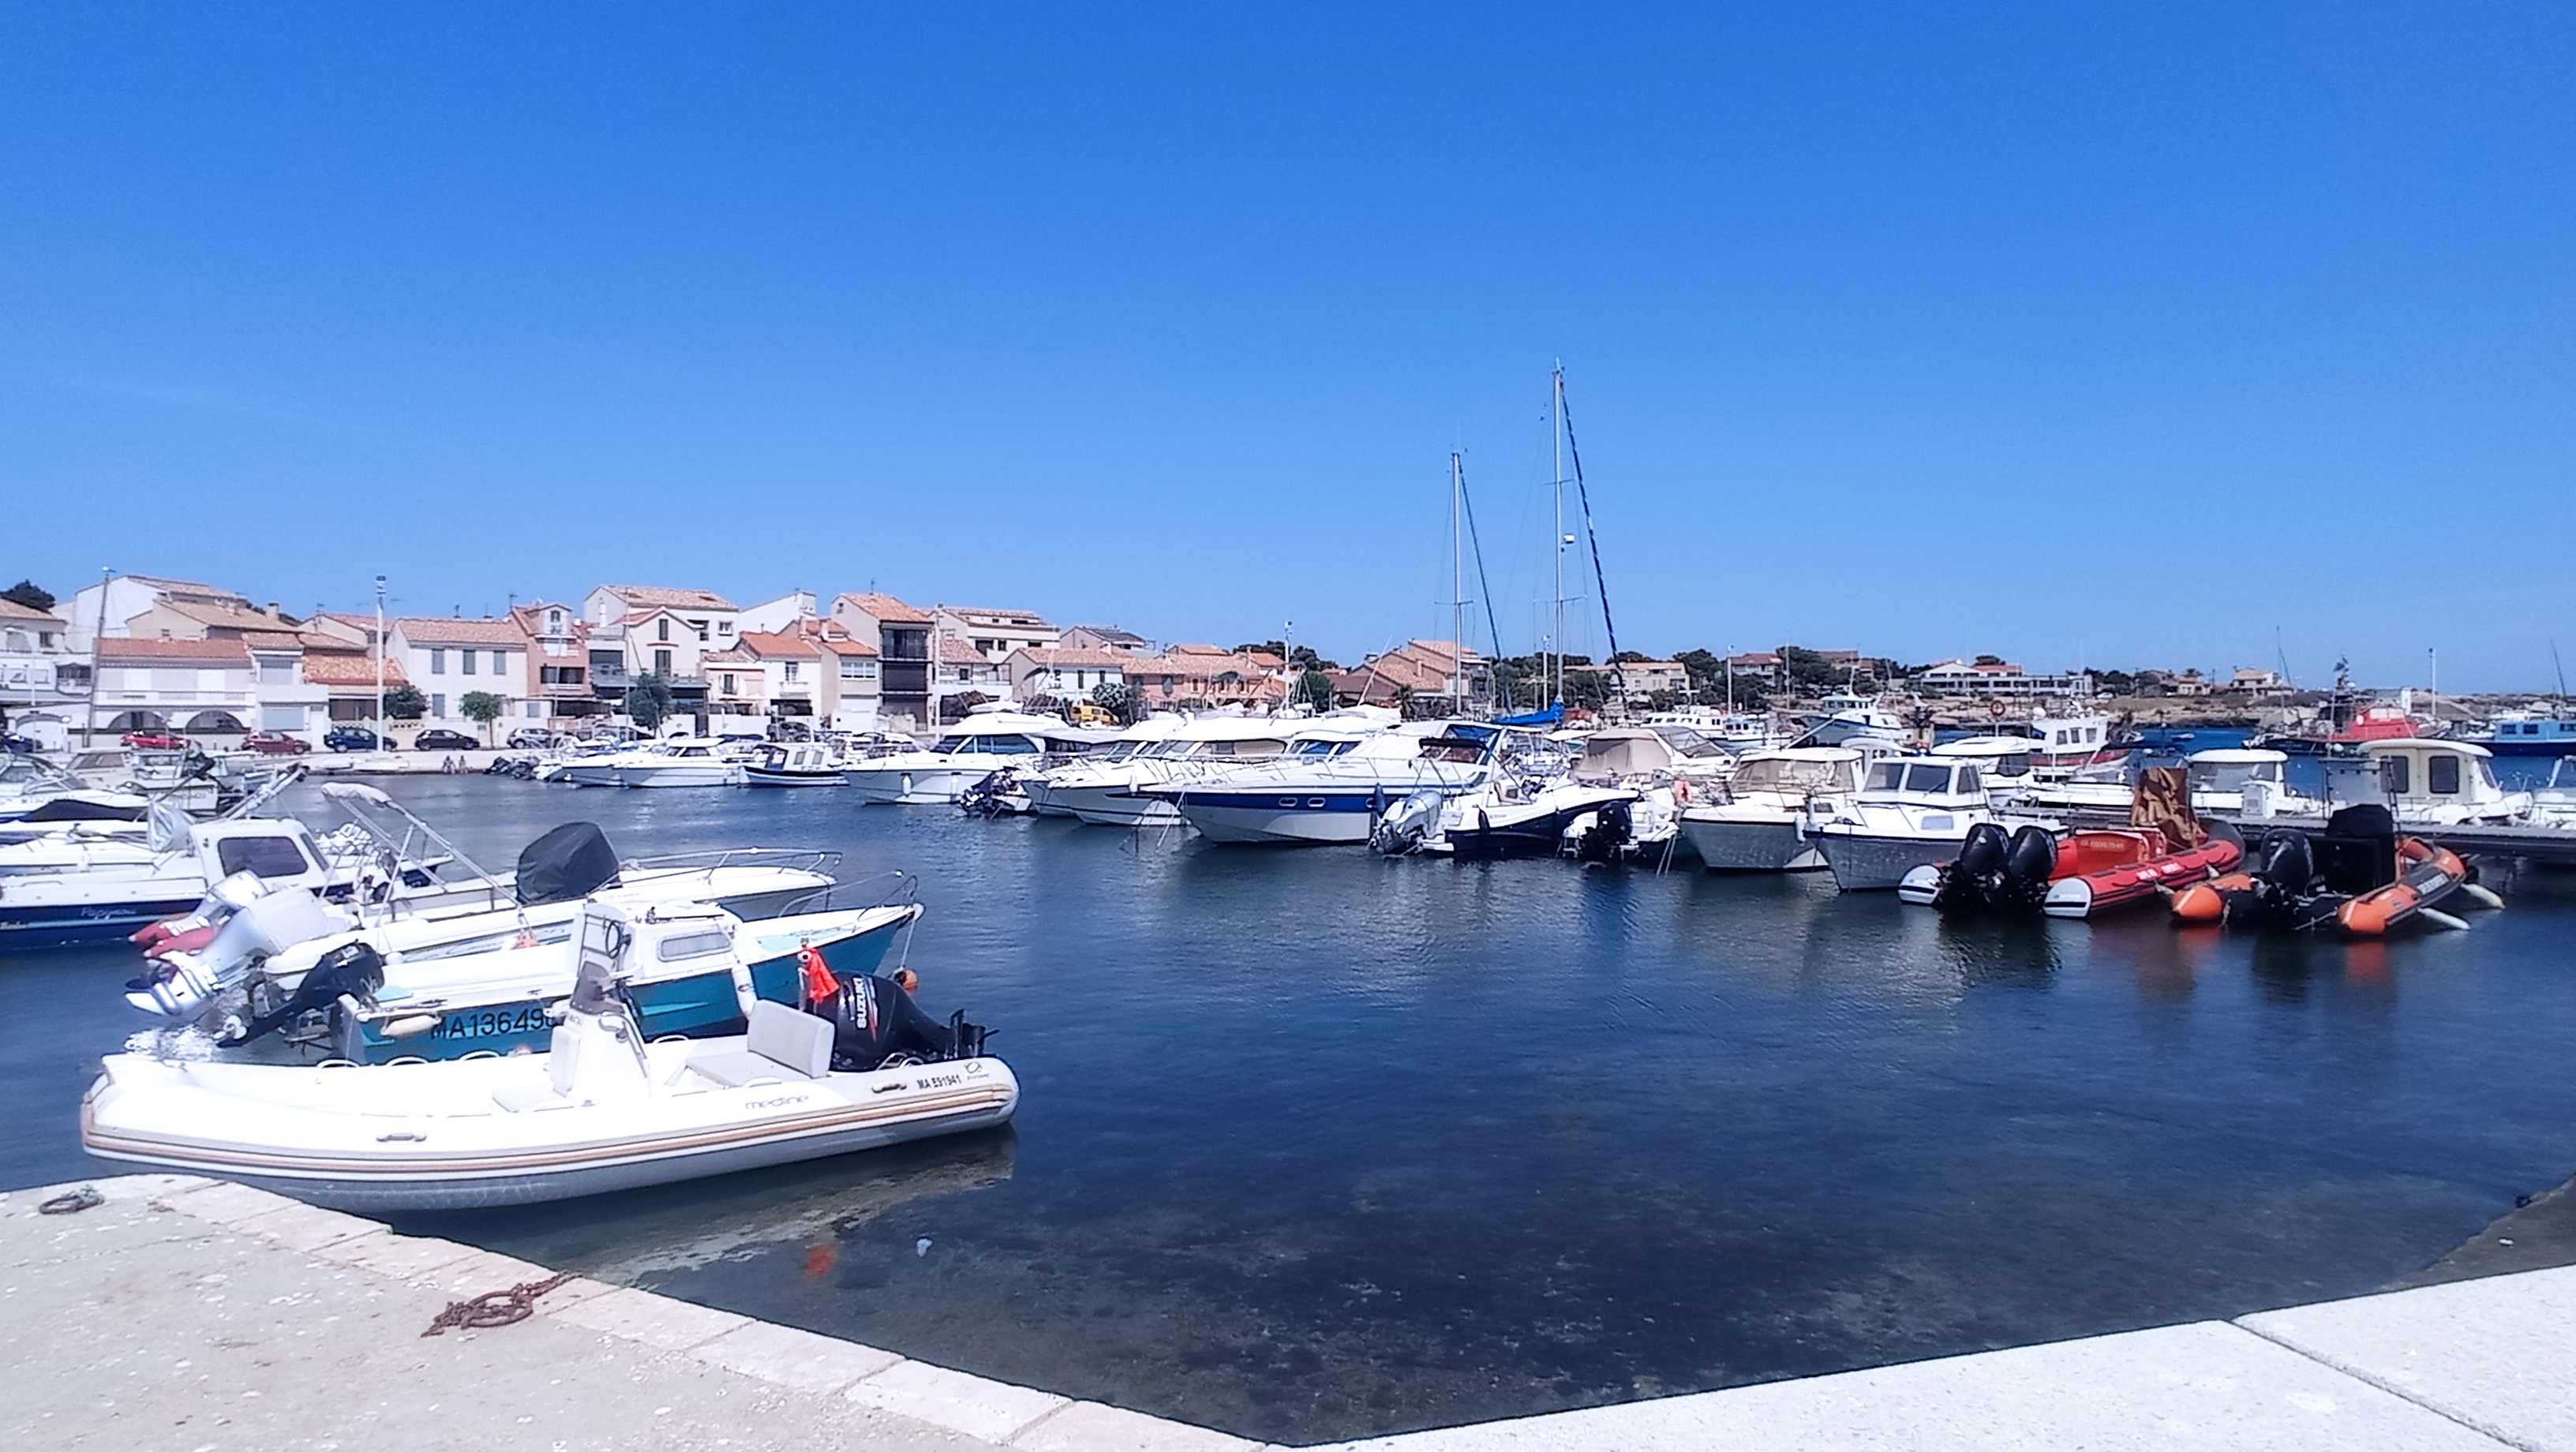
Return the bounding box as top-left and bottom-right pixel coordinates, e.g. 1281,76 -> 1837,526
931,604 -> 1059,664
583,585 -> 738,644
90,637 -> 258,739
1007,646 -> 1129,703
1,597 -> 83,745
734,590 -> 818,635
389,617 -> 534,730
1911,659 -> 2095,700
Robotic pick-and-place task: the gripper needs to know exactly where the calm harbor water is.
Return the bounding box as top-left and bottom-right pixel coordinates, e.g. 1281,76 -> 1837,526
7,768 -> 2576,1443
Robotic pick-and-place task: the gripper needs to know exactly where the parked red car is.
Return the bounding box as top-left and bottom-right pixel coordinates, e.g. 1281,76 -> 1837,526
121,730 -> 185,749
242,731 -> 313,755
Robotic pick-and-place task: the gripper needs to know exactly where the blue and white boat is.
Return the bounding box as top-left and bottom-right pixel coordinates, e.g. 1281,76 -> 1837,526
2471,712 -> 2576,756
1145,721 -> 1501,844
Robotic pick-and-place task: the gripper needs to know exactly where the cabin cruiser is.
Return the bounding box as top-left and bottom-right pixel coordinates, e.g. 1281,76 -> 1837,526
1676,744 -> 1889,871
2468,711 -> 2576,756
84,899 -> 1015,1211
742,742 -> 844,787
842,709 -> 1111,806
124,821 -> 916,1065
2525,756 -> 2576,828
1799,695 -> 1910,748
1147,720 -> 1498,844
549,736 -> 739,788
1376,731 -> 1635,860
1930,735 -> 2042,801
2328,739 -> 2530,826
1021,717 -> 1181,816
2000,711 -> 2127,777
1807,755 -> 2015,891
2007,747 -> 2324,822
1041,717 -> 1305,826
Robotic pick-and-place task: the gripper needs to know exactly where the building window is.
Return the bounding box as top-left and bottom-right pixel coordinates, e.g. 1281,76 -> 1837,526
718,622 -> 732,634
548,610 -> 564,632
840,658 -> 875,680
492,650 -> 507,674
461,649 -> 475,675
653,649 -> 674,676
431,694 -> 445,717
657,619 -> 671,643
721,674 -> 736,695
429,649 -> 445,675
782,662 -> 799,683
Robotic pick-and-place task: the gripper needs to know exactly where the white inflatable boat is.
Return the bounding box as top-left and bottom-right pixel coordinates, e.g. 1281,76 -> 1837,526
83,901 -> 1016,1211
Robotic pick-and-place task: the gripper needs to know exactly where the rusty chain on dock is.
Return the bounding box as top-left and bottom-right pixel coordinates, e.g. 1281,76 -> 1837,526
421,1271 -> 576,1337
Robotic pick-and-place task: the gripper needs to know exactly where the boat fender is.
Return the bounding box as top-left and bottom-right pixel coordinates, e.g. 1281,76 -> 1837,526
2462,882 -> 2506,911
2417,907 -> 2472,931
2170,881 -> 2224,924
382,1014 -> 442,1039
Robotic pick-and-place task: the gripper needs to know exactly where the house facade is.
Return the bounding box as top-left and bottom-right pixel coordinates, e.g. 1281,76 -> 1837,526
1058,625 -> 1151,655
1007,646 -> 1129,704
510,602 -> 596,723
90,637 -> 258,739
1329,641 -> 1486,713
388,617 -> 535,733
931,605 -> 1058,664
832,593 -> 934,734
1567,657 -> 1688,705
1,599 -> 83,744
583,585 -> 739,640
1133,645 -> 1288,713
1911,659 -> 2095,700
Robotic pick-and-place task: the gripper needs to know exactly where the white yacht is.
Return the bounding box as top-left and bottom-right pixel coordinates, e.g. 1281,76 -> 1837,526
616,739 -> 747,788
842,709 -> 1101,806
741,742 -> 844,788
2014,747 -> 2321,821
1677,745 -> 1877,871
1807,755 -> 2007,891
1802,694 -> 1910,747
1145,719 -> 1494,845
2334,739 -> 2530,826
1021,717 -> 1183,818
1044,717 -> 1303,826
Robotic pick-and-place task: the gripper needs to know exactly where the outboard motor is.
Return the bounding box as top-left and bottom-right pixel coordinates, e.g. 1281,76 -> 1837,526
1573,799 -> 1636,863
219,940 -> 384,1048
1952,821 -> 2012,881
960,769 -> 1019,818
2252,828 -> 2316,893
126,878 -> 350,1021
1369,789 -> 1446,856
819,974 -> 976,1068
2312,804 -> 2398,896
1999,824 -> 2060,900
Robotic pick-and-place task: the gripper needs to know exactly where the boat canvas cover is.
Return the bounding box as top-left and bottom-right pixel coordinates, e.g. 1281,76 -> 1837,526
515,822 -> 621,906
2130,767 -> 2203,849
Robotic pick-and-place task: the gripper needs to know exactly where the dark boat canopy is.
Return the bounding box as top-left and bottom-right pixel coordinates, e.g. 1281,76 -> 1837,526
515,821 -> 620,906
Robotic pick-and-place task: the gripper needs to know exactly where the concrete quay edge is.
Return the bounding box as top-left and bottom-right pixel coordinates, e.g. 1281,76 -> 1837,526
13,1172 -> 2574,1452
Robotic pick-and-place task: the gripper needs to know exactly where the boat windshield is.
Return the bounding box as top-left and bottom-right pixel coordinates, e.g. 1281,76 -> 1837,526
2188,760 -> 2279,793
1650,725 -> 1725,758
1290,739 -> 1360,758
1735,758 -> 1850,793
1867,762 -> 1961,795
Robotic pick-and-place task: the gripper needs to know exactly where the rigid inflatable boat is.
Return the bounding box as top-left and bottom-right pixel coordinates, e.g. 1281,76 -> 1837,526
84,901 -> 1014,1211
2168,805 -> 2496,936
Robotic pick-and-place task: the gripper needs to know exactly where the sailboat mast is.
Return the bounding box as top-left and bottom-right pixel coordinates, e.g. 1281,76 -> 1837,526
1552,363 -> 1565,709
1449,452 -> 1466,707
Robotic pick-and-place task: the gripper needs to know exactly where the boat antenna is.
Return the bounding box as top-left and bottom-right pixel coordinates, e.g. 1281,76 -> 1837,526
2553,639 -> 2567,705
1456,454 -> 1509,709
1556,369 -> 1623,698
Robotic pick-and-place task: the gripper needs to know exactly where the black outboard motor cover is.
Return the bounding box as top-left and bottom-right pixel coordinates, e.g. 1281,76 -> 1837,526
1574,799 -> 1635,863
822,975 -> 964,1068
1953,821 -> 2011,881
515,822 -> 620,905
2313,805 -> 2398,896
2253,829 -> 2315,893
2002,825 -> 2059,890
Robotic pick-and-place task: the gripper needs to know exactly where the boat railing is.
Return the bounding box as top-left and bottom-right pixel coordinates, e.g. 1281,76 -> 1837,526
623,845 -> 848,879
776,868 -> 919,919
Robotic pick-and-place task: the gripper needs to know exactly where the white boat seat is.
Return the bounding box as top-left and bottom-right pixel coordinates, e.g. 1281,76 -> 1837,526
687,1001 -> 834,1086
492,1083 -> 575,1113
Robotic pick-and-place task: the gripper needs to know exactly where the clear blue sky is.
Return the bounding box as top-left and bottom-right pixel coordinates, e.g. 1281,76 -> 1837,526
4,5 -> 2570,688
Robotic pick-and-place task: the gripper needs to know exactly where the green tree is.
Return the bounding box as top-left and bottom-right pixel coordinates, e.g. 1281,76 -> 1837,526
1090,679 -> 1140,724
459,690 -> 504,743
1296,668 -> 1335,712
626,673 -> 675,732
2,579 -> 55,613
380,683 -> 427,720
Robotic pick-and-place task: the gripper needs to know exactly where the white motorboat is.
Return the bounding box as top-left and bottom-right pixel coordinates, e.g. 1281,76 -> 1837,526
1677,745 -> 1879,871
2015,747 -> 2323,821
1021,717 -> 1181,817
842,709 -> 1108,806
2330,739 -> 2532,826
1146,719 -> 1494,845
742,742 -> 844,788
84,901 -> 1016,1211
619,739 -> 747,788
0,755 -> 149,827
1801,694 -> 1910,748
1807,755 -> 2012,891
1044,717 -> 1301,826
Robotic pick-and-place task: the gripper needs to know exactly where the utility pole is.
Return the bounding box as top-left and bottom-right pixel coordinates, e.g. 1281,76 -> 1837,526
374,575 -> 388,751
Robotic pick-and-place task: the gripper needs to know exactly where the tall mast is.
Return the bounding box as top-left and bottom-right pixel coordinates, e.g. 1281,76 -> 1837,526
1449,452 -> 1466,709
375,574 -> 387,749
1552,363 -> 1565,709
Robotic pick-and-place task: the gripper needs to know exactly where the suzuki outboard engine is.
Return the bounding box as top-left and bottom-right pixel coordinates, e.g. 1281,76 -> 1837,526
219,940 -> 385,1048
818,974 -> 982,1068
1369,788 -> 1446,856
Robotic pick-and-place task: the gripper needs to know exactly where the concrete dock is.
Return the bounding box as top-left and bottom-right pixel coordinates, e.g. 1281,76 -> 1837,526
7,1174 -> 2570,1451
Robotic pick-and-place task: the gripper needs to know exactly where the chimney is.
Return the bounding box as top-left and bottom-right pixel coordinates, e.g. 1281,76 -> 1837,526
268,601 -> 280,616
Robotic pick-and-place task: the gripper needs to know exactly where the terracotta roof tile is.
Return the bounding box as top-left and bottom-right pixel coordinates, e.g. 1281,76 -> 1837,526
833,592 -> 933,625
597,585 -> 736,611
97,637 -> 254,664
300,653 -> 410,687
393,617 -> 532,647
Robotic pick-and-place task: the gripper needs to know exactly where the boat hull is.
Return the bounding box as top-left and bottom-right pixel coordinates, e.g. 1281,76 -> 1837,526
741,768 -> 844,788
1814,829 -> 1971,892
82,1052 -> 1018,1212
1165,791 -> 1385,845
1676,815 -> 1825,872
616,763 -> 743,788
0,896 -> 205,948
1051,781 -> 1180,826
843,766 -> 988,805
